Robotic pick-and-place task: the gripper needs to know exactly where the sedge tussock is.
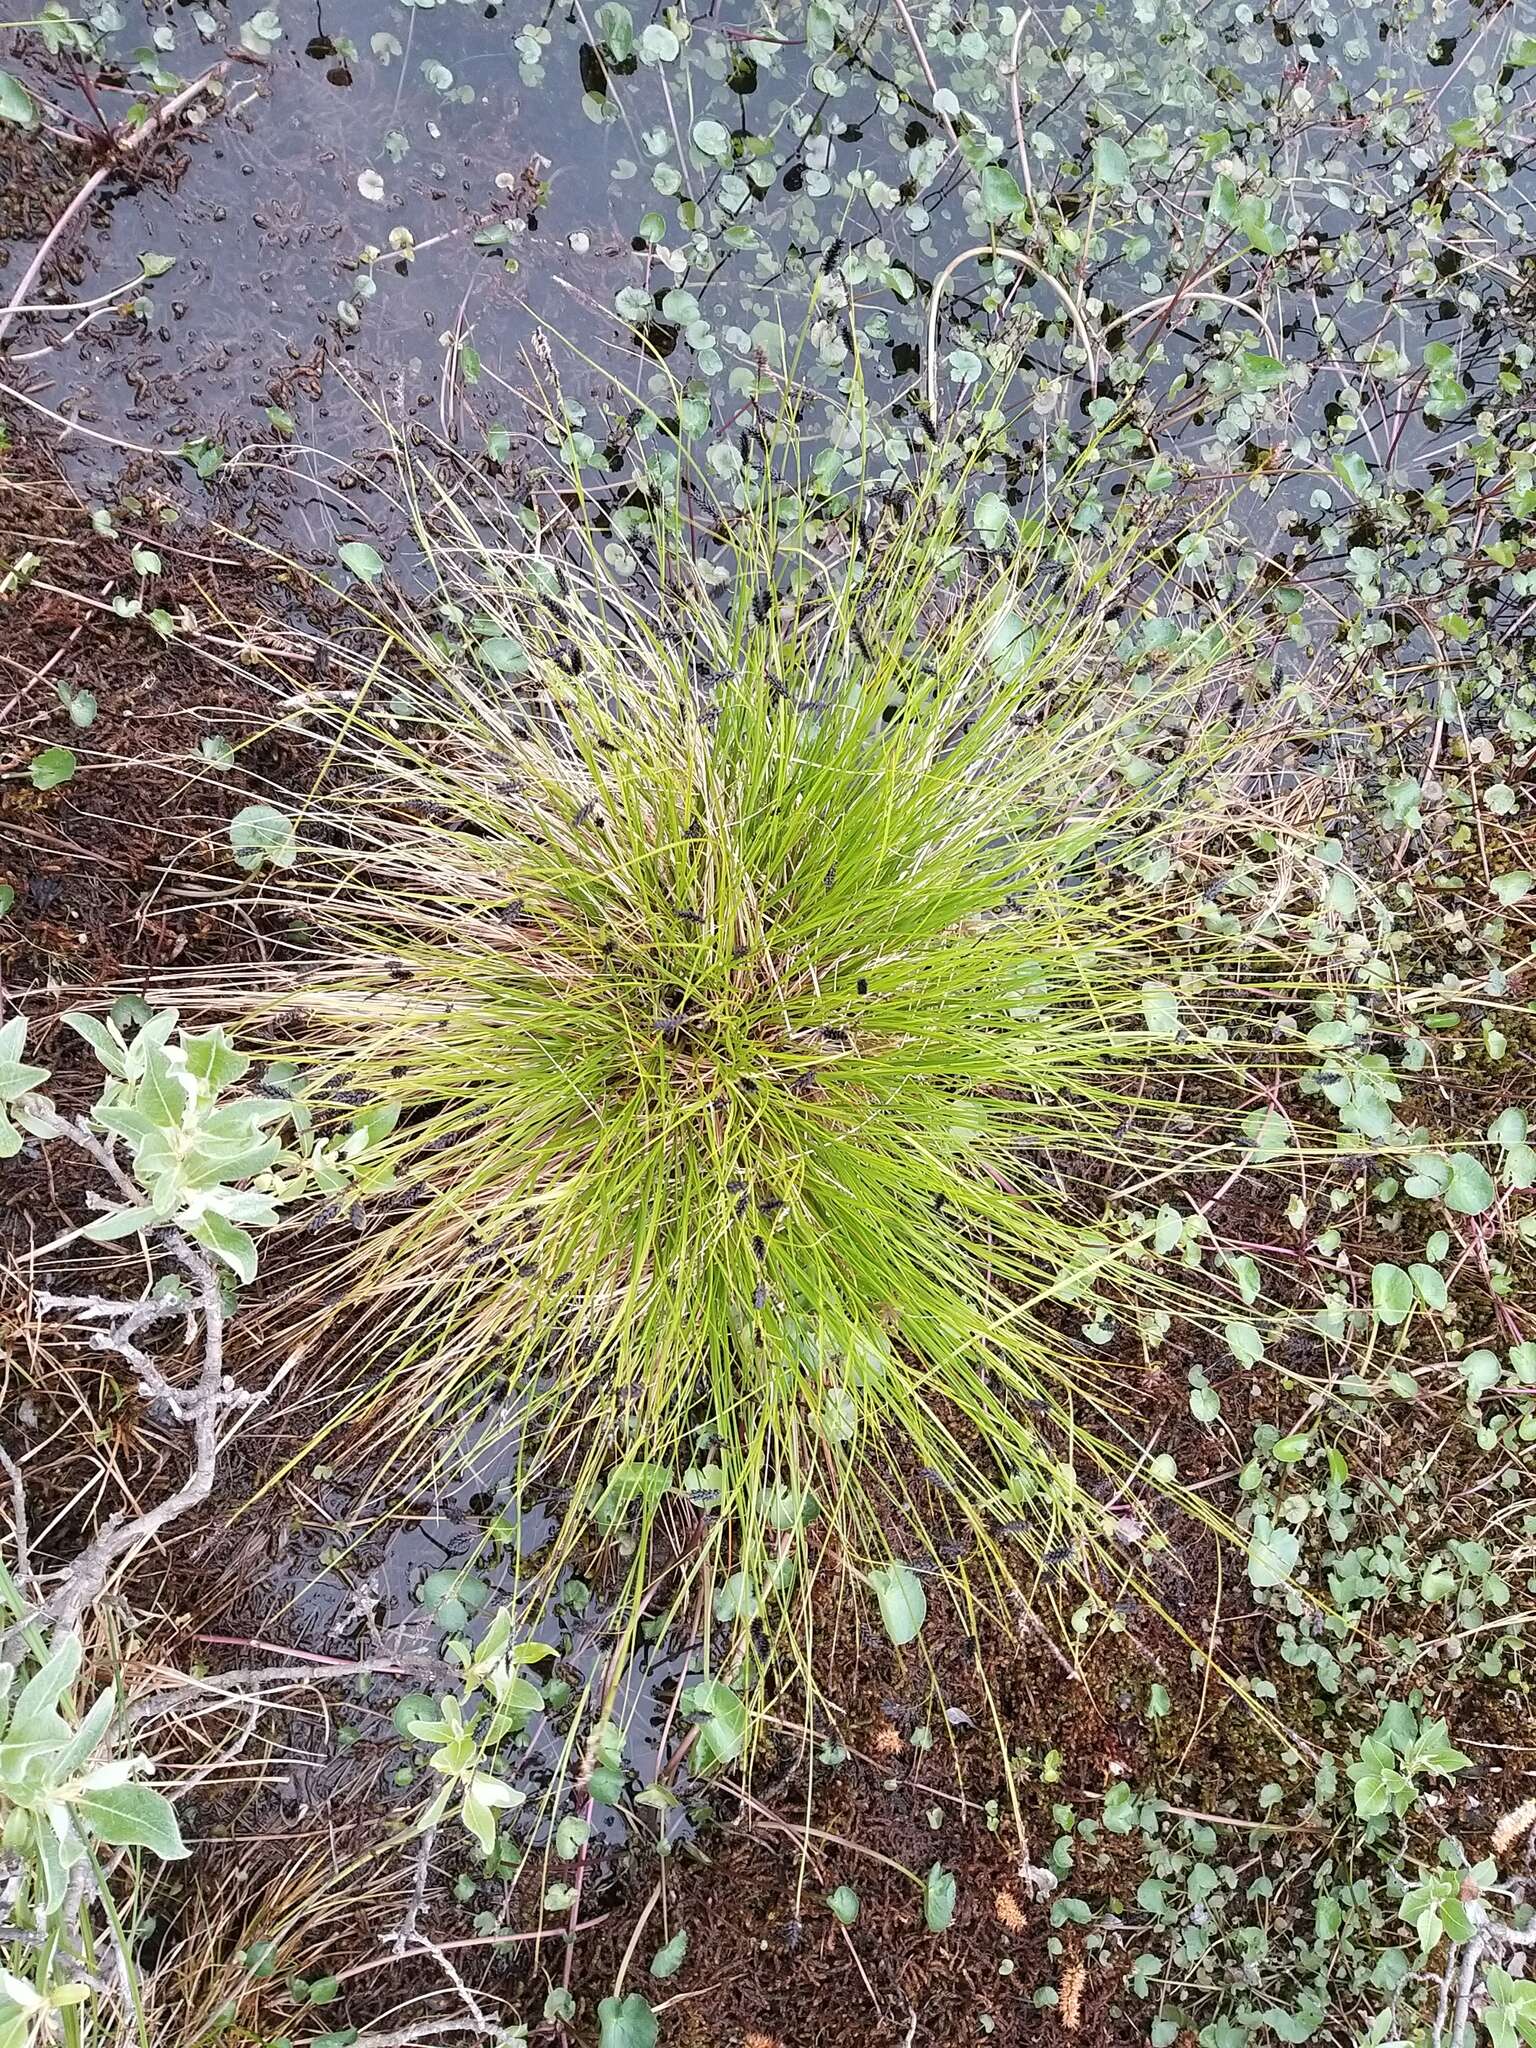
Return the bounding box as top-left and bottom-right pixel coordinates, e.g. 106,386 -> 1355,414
194,442 -> 1307,1677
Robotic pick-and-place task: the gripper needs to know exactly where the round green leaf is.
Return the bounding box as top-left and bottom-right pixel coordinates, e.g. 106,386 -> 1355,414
1442,1153 -> 1495,1216
972,491 -> 1012,549
649,1927 -> 688,1979
338,540 -> 386,583
685,1674 -> 746,1766
828,1884 -> 860,1925
638,22 -> 679,62
1247,1517 -> 1300,1590
980,163 -> 1026,221
692,118 -> 731,161
392,1691 -> 436,1739
1409,1264 -> 1447,1312
0,69 -> 36,129
1371,1262 -> 1414,1326
1140,984 -> 1180,1038
229,803 -> 297,873
1092,136 -> 1130,186
598,1993 -> 658,2048
868,1561 -> 926,1647
924,1862 -> 957,1933
30,747 -> 77,790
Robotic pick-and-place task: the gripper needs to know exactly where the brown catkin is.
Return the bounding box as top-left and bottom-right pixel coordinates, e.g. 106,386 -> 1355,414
994,1888 -> 1027,1932
1492,1797 -> 1536,1858
1060,1958 -> 1086,2033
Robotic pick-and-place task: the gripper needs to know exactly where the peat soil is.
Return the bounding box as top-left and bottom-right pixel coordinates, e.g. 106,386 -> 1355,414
0,432 -> 312,1239
105,1349 -> 1535,2048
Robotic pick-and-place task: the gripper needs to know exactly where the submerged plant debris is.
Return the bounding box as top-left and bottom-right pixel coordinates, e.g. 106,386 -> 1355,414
1,2 -> 1536,2047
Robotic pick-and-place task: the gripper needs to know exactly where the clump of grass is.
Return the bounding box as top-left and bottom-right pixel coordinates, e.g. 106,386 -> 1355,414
213,450 -> 1292,1667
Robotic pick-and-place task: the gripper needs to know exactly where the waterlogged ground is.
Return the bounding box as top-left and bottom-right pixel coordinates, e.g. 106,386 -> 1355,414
4,3 -> 1536,2046
5,0 -> 1536,580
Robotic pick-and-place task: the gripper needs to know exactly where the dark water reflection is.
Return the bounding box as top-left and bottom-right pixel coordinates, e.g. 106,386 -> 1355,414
4,0 -> 1532,567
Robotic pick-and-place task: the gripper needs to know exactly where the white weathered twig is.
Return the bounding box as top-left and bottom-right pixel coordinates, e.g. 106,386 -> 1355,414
409,1935 -> 492,2035
347,2026 -> 489,2048
26,1124 -> 265,1630
1431,1936 -> 1454,2048
123,1654 -> 450,1730
0,1449 -> 31,1587
924,244 -> 1102,423
1450,1924 -> 1486,2048
390,1822 -> 440,1954
1432,1895 -> 1536,2048
32,1288 -> 187,1376
42,1237 -> 235,1627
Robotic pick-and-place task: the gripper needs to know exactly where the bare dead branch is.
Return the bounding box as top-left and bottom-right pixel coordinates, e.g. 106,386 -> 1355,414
125,1654 -> 452,1731
24,1124 -> 266,1631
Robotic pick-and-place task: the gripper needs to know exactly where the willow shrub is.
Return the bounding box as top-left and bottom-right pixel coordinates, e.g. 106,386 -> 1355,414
214,450 -> 1298,1693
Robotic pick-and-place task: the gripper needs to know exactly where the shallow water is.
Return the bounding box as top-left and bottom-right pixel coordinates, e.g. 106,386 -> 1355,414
7,0 -> 1533,568
266,1415 -> 695,1845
